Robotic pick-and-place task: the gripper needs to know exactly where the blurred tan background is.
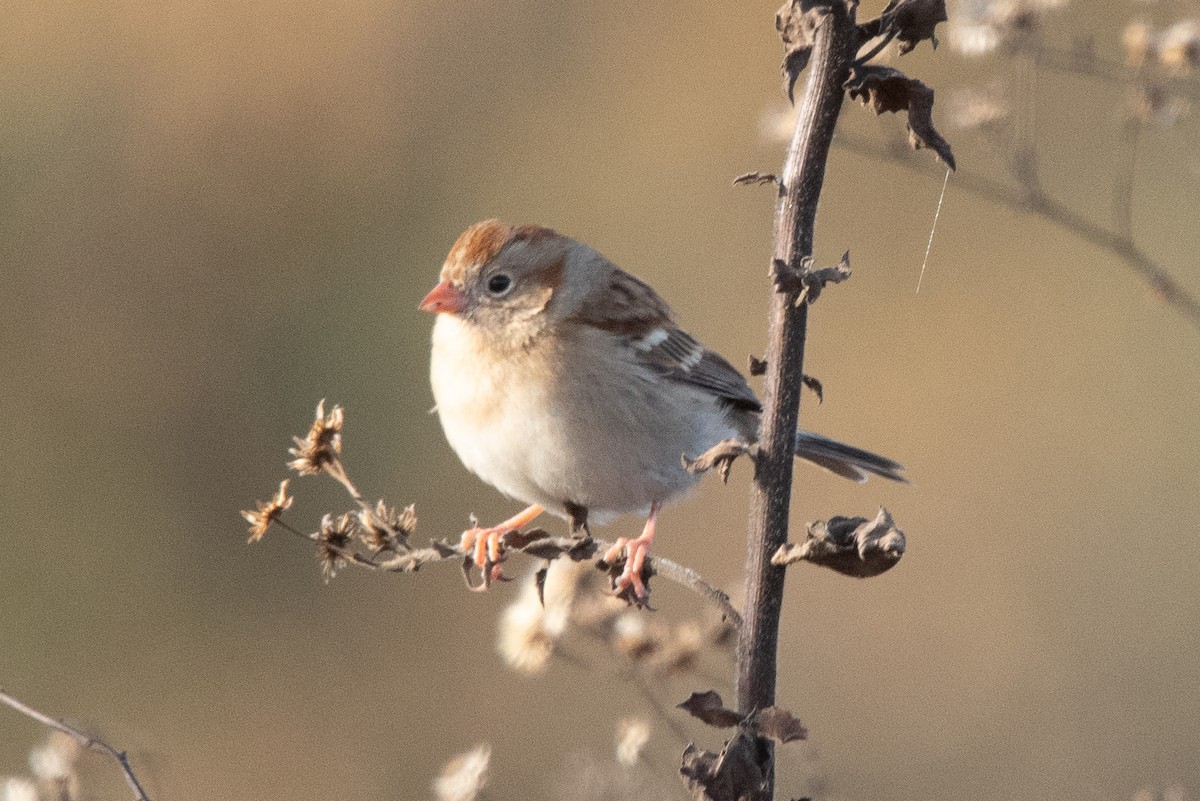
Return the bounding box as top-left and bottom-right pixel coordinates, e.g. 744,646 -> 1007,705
2,0 -> 1198,799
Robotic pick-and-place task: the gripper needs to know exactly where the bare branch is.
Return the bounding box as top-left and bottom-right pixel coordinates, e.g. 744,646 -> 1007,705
0,689 -> 152,801
836,131 -> 1200,330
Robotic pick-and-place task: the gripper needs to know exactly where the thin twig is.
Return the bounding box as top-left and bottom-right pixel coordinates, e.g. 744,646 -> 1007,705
272,520 -> 742,626
0,689 -> 152,801
649,553 -> 742,629
1034,44 -> 1200,105
836,131 -> 1200,330
855,28 -> 896,65
1112,123 -> 1141,240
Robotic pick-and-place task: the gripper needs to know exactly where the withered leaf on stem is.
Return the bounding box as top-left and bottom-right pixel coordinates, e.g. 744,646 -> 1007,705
680,724 -> 771,801
882,0 -> 948,54
733,171 -> 779,187
771,506 -> 906,577
801,373 -> 824,403
678,691 -> 744,728
801,251 -> 852,304
682,439 -> 756,484
677,692 -> 809,745
845,65 -> 956,169
773,252 -> 851,305
776,0 -> 838,101
751,360 -> 823,400
751,706 -> 808,744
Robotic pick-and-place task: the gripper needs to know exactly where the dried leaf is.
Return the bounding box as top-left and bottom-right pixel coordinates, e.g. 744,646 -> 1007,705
751,707 -> 808,744
801,251 -> 852,304
886,0 -> 948,54
733,171 -> 779,187
845,65 -> 956,169
678,691 -> 744,728
801,373 -> 824,403
776,0 -> 835,101
679,725 -> 771,801
771,507 -> 906,577
682,439 -> 755,484
534,565 -> 549,607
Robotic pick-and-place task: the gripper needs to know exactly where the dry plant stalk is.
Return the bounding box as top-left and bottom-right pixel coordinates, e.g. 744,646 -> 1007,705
0,689 -> 152,801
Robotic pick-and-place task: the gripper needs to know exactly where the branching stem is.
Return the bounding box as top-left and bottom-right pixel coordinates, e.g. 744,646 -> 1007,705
0,689 -> 152,801
737,7 -> 857,795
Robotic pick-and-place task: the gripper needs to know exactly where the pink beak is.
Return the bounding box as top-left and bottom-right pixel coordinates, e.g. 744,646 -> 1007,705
419,280 -> 468,315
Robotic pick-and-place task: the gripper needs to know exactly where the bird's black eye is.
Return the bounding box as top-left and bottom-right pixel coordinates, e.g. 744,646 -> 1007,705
486,274 -> 513,295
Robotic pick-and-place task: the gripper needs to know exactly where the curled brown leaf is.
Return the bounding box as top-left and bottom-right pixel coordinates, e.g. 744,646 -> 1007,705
678,691 -> 744,728
682,439 -> 756,484
776,0 -> 837,101
772,506 -> 906,577
846,65 -> 956,169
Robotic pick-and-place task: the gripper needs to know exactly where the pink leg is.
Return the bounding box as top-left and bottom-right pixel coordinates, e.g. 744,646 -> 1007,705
602,502 -> 659,602
460,504 -> 544,590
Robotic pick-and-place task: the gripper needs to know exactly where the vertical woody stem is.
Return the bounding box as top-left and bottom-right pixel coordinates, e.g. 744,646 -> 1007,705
736,0 -> 856,737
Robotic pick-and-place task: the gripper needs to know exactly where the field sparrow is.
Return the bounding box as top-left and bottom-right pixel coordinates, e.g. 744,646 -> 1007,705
421,220 -> 904,601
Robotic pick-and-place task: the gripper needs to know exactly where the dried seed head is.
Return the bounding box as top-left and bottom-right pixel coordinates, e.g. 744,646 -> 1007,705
497,575 -> 556,673
317,512 -> 356,579
948,86 -> 1009,131
649,622 -> 705,676
288,400 -> 345,476
615,718 -> 651,767
2,778 -> 38,801
434,744 -> 491,801
28,732 -> 80,781
948,0 -> 1067,56
611,612 -> 659,661
359,501 -> 417,551
1128,84 -> 1188,128
1124,21 -> 1153,67
242,480 -> 294,543
1159,20 -> 1200,73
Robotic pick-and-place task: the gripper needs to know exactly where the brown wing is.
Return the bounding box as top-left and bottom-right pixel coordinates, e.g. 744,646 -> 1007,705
573,269 -> 761,413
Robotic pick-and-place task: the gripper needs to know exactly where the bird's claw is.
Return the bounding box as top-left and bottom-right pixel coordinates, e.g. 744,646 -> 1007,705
460,527 -> 512,590
600,536 -> 652,606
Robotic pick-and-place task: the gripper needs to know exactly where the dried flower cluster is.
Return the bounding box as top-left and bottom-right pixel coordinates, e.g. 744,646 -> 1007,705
1124,19 -> 1200,73
433,744 -> 491,801
1,731 -> 82,801
241,480 -> 293,543
947,84 -> 1009,130
948,0 -> 1068,56
243,401 -> 436,579
496,561 -> 736,680
287,399 -> 344,477
614,717 -> 652,767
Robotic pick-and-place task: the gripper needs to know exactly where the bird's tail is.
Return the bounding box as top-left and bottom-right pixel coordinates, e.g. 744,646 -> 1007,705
794,430 -> 907,483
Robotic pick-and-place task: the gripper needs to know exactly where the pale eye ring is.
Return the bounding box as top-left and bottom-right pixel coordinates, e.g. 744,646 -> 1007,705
486,273 -> 514,295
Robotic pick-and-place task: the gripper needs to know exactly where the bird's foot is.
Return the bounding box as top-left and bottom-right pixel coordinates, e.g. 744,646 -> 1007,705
459,504 -> 544,592
601,535 -> 653,604
460,526 -> 510,590
599,503 -> 659,607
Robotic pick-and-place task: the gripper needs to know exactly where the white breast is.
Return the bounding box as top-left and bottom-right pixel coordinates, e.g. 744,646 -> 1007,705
430,315 -> 738,523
